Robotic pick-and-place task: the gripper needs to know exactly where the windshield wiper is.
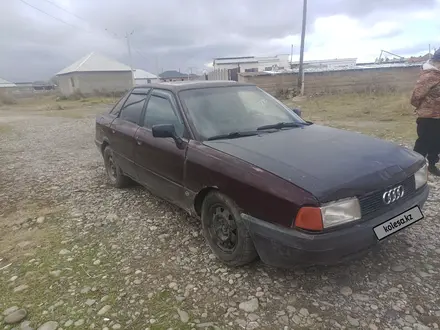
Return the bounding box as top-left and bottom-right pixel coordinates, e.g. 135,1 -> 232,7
207,131 -> 260,141
257,121 -> 305,131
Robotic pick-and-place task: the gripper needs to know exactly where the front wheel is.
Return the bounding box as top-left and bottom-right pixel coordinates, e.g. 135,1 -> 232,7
201,191 -> 258,267
103,146 -> 130,188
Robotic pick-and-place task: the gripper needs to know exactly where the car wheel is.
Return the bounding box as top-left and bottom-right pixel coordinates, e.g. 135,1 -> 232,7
201,191 -> 258,267
103,146 -> 130,188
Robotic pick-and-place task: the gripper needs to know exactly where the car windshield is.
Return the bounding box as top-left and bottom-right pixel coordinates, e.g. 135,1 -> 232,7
179,85 -> 305,140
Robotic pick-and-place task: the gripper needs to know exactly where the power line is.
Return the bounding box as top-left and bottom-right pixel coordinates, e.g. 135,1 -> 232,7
36,0 -> 122,39
36,0 -> 149,60
19,0 -> 153,70
39,0 -> 87,23
18,0 -> 81,29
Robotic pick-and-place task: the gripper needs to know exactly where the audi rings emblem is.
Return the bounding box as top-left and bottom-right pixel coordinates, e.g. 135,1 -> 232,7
382,185 -> 404,205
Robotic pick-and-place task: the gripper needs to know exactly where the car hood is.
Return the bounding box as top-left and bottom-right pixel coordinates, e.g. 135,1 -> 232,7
203,125 -> 424,202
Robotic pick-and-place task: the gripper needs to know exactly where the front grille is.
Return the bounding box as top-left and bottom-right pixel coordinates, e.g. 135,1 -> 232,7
358,175 -> 416,217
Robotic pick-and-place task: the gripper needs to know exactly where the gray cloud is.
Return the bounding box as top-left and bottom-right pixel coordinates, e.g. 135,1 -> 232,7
0,0 -> 437,81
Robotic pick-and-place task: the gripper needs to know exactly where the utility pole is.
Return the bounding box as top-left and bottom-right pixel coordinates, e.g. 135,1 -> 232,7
125,30 -> 135,86
290,44 -> 294,68
297,0 -> 307,96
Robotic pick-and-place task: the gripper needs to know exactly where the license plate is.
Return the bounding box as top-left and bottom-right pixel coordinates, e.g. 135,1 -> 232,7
373,205 -> 424,240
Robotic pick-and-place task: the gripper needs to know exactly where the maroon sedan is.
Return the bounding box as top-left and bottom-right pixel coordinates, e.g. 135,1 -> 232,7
95,81 -> 429,268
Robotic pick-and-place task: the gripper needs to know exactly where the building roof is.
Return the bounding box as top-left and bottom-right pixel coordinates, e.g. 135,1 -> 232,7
213,54 -> 291,66
56,52 -> 131,75
159,70 -> 188,79
134,69 -> 158,79
290,58 -> 357,65
0,77 -> 16,88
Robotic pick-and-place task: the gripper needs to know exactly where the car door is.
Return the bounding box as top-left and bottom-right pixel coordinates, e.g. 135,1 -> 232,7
95,91 -> 130,147
134,89 -> 188,207
109,88 -> 150,180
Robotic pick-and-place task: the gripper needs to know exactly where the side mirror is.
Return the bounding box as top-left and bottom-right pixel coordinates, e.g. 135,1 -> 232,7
292,108 -> 302,117
152,124 -> 184,149
152,123 -> 175,138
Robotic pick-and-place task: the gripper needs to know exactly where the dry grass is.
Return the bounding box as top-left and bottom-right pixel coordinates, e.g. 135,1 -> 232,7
0,92 -> 17,106
0,123 -> 12,134
284,92 -> 418,144
0,94 -> 117,119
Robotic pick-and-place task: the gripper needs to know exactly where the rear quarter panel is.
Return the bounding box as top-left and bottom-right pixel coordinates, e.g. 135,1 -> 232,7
95,113 -> 116,151
185,141 -> 318,227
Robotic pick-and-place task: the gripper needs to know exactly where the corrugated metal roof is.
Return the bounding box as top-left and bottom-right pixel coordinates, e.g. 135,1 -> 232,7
0,77 -> 16,88
134,69 -> 157,79
56,52 -> 131,75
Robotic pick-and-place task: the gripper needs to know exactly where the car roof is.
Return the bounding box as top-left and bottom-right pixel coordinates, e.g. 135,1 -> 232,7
133,80 -> 256,92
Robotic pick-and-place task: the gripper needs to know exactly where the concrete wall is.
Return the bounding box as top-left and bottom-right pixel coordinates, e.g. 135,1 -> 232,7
207,69 -> 230,80
238,66 -> 422,96
57,71 -> 133,96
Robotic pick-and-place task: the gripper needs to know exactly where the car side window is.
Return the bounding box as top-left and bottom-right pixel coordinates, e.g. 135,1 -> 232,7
119,93 -> 147,124
144,93 -> 184,137
109,93 -> 129,115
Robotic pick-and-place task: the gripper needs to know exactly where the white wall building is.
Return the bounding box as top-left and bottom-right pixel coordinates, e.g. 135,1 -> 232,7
290,58 -> 357,70
0,77 -> 16,89
134,69 -> 158,85
56,52 -> 133,96
213,54 -> 291,73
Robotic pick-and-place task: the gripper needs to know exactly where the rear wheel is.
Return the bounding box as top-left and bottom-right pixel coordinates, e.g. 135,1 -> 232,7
201,191 -> 258,267
103,146 -> 130,188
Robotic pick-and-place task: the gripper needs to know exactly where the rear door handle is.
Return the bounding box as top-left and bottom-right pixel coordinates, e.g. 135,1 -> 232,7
111,129 -> 115,134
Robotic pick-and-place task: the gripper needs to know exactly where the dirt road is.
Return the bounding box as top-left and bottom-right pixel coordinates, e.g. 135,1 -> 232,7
1,106 -> 439,330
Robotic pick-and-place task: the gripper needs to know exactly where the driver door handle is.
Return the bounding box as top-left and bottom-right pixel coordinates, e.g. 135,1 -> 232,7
135,136 -> 142,145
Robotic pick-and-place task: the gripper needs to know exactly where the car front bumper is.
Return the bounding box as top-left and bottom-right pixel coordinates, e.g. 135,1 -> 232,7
241,184 -> 429,268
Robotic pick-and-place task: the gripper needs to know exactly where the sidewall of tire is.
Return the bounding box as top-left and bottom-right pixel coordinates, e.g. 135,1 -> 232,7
103,147 -> 128,188
201,191 -> 258,266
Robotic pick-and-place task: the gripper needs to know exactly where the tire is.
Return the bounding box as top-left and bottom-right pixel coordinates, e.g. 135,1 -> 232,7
103,146 -> 130,188
201,191 -> 258,267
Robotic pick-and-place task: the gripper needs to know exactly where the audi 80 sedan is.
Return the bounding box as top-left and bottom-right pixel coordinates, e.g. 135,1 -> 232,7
95,81 -> 429,268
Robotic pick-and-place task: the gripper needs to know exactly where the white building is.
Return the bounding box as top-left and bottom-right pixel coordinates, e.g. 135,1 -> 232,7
56,52 -> 133,96
134,69 -> 158,85
0,77 -> 16,89
213,54 -> 291,73
290,58 -> 357,70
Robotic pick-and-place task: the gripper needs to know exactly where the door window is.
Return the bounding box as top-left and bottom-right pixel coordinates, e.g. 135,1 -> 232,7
119,93 -> 147,124
144,94 -> 184,137
109,92 -> 130,115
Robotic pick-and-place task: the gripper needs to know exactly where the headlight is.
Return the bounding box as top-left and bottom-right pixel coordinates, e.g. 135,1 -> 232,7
320,197 -> 361,228
414,163 -> 428,190
294,197 -> 361,231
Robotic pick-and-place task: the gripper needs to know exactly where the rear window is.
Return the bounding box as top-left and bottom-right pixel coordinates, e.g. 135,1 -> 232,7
109,92 -> 130,115
119,93 -> 147,124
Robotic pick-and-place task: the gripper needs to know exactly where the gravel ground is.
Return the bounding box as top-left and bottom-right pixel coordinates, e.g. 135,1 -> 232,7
0,107 -> 439,330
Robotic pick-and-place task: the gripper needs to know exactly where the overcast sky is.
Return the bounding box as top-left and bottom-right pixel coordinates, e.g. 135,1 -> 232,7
1,0 -> 440,82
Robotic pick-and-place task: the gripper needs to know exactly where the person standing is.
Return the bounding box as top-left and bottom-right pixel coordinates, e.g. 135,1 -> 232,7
411,49 -> 440,176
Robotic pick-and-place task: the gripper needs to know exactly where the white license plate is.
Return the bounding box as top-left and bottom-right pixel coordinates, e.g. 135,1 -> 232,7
373,205 -> 424,240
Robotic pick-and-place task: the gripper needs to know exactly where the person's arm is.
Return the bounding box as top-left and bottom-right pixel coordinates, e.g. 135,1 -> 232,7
411,73 -> 439,108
